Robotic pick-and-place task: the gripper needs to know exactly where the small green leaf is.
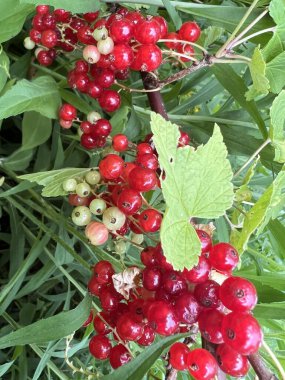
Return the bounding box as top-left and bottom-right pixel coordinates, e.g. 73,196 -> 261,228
0,76 -> 61,120
20,0 -> 100,13
0,50 -> 10,93
110,106 -> 129,136
161,0 -> 181,30
270,90 -> 285,162
246,47 -> 269,100
19,168 -> 91,197
151,113 -> 234,269
269,0 -> 285,25
0,294 -> 91,349
266,51 -> 285,94
202,26 -> 224,48
21,112 -> 52,151
102,333 -> 188,380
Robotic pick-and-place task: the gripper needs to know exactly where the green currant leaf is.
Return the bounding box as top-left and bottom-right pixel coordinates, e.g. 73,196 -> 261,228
19,0 -> 100,13
266,51 -> 285,94
270,90 -> 285,162
246,47 -> 269,100
151,113 -> 234,270
19,168 -> 91,197
0,76 -> 61,120
0,294 -> 91,349
269,0 -> 285,25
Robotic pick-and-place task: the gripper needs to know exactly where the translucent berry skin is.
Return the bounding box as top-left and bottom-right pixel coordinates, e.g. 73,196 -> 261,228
137,142 -> 153,155
113,134 -> 128,152
147,300 -> 179,336
198,310 -> 224,344
194,280 -> 221,309
136,153 -> 158,170
117,188 -> 142,215
182,256 -> 210,284
140,246 -> 158,267
89,335 -> 111,360
98,90 -> 121,112
153,16 -> 168,38
128,167 -> 157,192
88,276 -> 103,296
91,119 -> 112,138
41,29 -> 57,48
109,344 -> 131,369
93,260 -> 114,285
196,229 -> 212,255
221,311 -> 263,355
111,44 -> 134,70
99,154 -> 124,180
187,348 -> 218,380
137,325 -> 156,346
142,266 -> 162,291
216,344 -> 250,377
85,221 -> 109,246
174,291 -> 201,324
116,313 -> 143,341
162,270 -> 187,296
209,243 -> 239,272
93,312 -> 112,335
139,209 -> 162,233
219,276 -> 257,312
109,18 -> 134,43
164,32 -> 180,49
132,45 -> 162,72
134,18 -> 161,44
179,22 -> 201,42
169,343 -> 190,370
95,68 -> 115,88
99,286 -> 120,311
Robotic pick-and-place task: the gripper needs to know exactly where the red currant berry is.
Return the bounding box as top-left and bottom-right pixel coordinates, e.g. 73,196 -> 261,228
83,11 -> 99,23
74,73 -> 90,93
153,16 -> 168,38
140,246 -> 157,267
194,280 -> 221,309
80,121 -> 92,134
32,14 -> 45,31
162,270 -> 187,296
93,311 -> 112,335
54,9 -> 71,22
175,291 -> 201,324
137,143 -> 153,155
221,311 -> 263,355
74,59 -> 89,74
30,28 -> 41,43
164,32 -> 180,49
125,11 -> 144,25
182,256 -> 210,284
179,21 -> 201,42
95,68 -> 115,88
134,18 -> 161,44
178,130 -> 190,146
142,266 -> 162,291
154,244 -> 173,271
137,324 -> 155,346
187,348 -> 218,380
37,50 -> 54,66
109,344 -> 131,368
59,104 -> 77,121
196,229 -> 212,255
220,276 -> 257,312
115,68 -> 130,80
93,260 -> 114,285
85,221 -> 109,245
68,194 -> 90,206
83,309 -> 94,327
42,14 -> 56,30
136,153 -> 158,170
97,54 -> 112,69
36,5 -> 49,15
117,188 -> 142,215
178,43 -> 195,62
98,90 -> 121,112
77,26 -> 95,45
99,286 -> 120,311
89,335 -> 111,360
87,81 -> 103,99
81,134 -> 98,150
116,313 -> 143,341
91,119 -> 112,138
216,344 -> 250,377
99,154 -> 124,180
88,276 -> 103,296
147,300 -> 179,336
132,44 -> 162,72
169,343 -> 190,370
113,134 -> 129,152
129,167 -> 157,192
209,243 -> 239,272
109,18 -> 134,43
139,209 -> 162,233
110,44 -> 134,70
198,309 -> 224,344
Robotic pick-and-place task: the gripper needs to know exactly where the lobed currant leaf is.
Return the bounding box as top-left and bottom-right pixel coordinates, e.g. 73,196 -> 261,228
19,168 -> 91,197
270,90 -> 285,162
246,47 -> 269,101
151,113 -> 234,270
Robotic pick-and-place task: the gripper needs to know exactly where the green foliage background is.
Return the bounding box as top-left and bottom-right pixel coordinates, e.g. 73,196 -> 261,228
0,0 -> 285,379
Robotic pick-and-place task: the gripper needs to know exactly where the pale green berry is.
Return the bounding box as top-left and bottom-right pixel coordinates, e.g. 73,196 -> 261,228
131,233 -> 144,245
85,170 -> 101,185
76,182 -> 91,197
97,37 -> 114,55
89,199 -> 107,215
103,207 -> 126,231
87,111 -> 101,124
62,178 -> 77,192
72,206 -> 92,226
115,240 -> 127,255
92,26 -> 108,41
24,37 -> 36,50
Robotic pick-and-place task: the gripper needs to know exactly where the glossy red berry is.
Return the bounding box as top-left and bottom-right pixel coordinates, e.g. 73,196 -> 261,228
136,153 -> 158,170
36,5 -> 49,15
83,310 -> 94,327
132,44 -> 162,72
134,18 -> 161,44
42,14 -> 56,30
68,194 -> 91,206
110,18 -> 134,43
164,32 -> 180,49
182,256 -> 210,284
169,343 -> 190,370
216,344 -> 250,377
93,311 -> 112,335
117,188 -> 142,215
30,28 -> 41,43
77,26 -> 95,44
162,270 -> 187,296
95,68 -> 115,88
98,90 -> 121,112
221,311 -> 263,355
125,11 -> 144,25
54,9 -> 71,23
137,143 -> 153,155
116,313 -> 143,341
196,229 -> 212,255
178,43 -> 195,62
99,286 -> 120,311
194,280 -> 220,309
37,50 -> 54,66
88,276 -> 103,296
187,348 -> 218,380
75,59 -> 89,74
59,104 -> 77,121
142,266 -> 162,291
209,243 -> 239,272
175,291 -> 201,324
99,154 -> 124,180
219,276 -> 257,312
83,11 -> 99,23
81,134 -> 99,150
87,81 -> 103,98
137,325 -> 156,346
139,209 -> 162,233
109,344 -> 131,369
110,43 -> 134,70
32,14 -> 45,31
129,167 -> 157,192
93,260 -> 114,285
147,300 -> 179,336
91,119 -> 112,138
153,16 -> 168,38
179,22 -> 201,42
89,335 -> 111,360
198,310 -> 224,344
178,130 -> 190,146
140,246 -> 157,267
113,134 -> 129,152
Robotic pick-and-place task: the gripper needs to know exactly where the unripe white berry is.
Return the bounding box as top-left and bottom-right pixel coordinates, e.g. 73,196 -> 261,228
89,199 -> 107,215
85,170 -> 101,185
97,37 -> 114,55
72,206 -> 92,226
87,111 -> 101,124
92,26 -> 109,41
62,178 -> 77,192
103,207 -> 126,231
24,37 -> 36,50
83,45 -> 101,64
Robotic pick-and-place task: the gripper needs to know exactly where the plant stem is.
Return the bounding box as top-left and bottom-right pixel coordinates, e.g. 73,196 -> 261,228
262,341 -> 285,379
234,138 -> 271,177
231,27 -> 276,48
248,353 -> 279,380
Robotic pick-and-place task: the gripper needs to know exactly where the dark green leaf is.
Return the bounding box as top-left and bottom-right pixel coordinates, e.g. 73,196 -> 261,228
20,0 -> 100,13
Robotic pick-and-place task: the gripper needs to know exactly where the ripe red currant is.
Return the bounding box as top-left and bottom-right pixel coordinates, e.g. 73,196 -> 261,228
182,256 -> 210,283
109,344 -> 131,369
216,344 -> 250,377
147,300 -> 179,336
174,291 -> 201,324
132,44 -> 162,72
128,167 -> 157,192
179,22 -> 201,42
187,348 -> 218,380
59,104 -> 77,121
109,18 -> 134,43
89,335 -> 111,360
139,209 -> 162,233
99,154 -> 124,180
209,243 -> 239,272
198,309 -> 224,344
169,343 -> 190,370
116,313 -> 143,341
194,280 -> 221,309
98,90 -> 121,112
110,44 -> 134,70
112,134 -> 129,152
93,260 -> 114,285
142,266 -> 162,291
117,188 -> 142,215
134,18 -> 161,44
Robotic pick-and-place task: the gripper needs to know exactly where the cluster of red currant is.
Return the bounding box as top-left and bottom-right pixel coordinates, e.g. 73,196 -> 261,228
84,237 -> 262,379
